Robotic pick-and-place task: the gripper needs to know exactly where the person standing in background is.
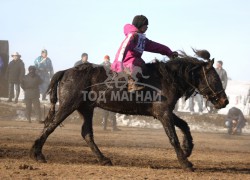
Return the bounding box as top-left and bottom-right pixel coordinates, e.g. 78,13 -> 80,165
21,66 -> 42,123
102,110 -> 121,131
74,53 -> 89,67
34,49 -> 54,100
215,60 -> 228,90
101,55 -> 121,131
208,60 -> 228,113
0,55 -> 4,76
189,92 -> 203,115
244,87 -> 250,116
0,55 -> 4,101
247,88 -> 250,104
101,55 -> 111,68
6,52 -> 25,103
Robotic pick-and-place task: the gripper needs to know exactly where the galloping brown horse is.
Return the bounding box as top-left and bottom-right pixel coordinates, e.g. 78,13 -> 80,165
30,50 -> 228,171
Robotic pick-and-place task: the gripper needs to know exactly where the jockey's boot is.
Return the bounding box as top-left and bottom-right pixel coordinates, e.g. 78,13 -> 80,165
128,78 -> 144,92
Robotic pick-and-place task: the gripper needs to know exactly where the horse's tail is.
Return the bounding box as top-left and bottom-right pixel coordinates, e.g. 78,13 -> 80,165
47,70 -> 66,104
44,70 -> 66,127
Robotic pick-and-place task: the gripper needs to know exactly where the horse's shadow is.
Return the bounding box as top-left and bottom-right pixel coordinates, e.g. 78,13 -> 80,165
196,167 -> 250,174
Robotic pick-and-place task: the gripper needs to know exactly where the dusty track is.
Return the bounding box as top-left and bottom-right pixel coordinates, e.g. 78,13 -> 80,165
0,120 -> 250,179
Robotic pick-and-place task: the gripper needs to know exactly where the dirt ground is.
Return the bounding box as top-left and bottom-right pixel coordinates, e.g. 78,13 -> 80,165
0,119 -> 250,180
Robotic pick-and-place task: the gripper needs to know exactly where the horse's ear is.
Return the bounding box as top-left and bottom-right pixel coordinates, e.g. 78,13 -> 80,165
206,58 -> 214,70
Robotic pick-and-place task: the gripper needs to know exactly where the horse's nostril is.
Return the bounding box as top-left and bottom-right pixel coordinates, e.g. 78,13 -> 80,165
225,99 -> 229,105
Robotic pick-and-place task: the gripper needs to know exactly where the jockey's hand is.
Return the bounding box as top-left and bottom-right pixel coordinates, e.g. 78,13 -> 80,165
170,51 -> 178,59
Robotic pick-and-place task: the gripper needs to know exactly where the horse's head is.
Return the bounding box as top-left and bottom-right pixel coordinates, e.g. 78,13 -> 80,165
195,59 -> 229,109
176,49 -> 229,109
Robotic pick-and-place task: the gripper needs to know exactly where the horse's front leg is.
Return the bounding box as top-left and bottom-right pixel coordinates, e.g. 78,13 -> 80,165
172,113 -> 194,158
160,111 -> 194,171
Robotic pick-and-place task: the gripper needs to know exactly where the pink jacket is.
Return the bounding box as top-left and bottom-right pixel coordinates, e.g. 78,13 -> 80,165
111,24 -> 173,72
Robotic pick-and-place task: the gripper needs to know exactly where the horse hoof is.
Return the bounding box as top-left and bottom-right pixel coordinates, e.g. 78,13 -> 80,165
180,160 -> 194,171
30,150 -> 47,163
184,166 -> 194,172
30,154 -> 47,163
184,160 -> 193,168
36,155 -> 47,163
100,158 -> 113,166
188,161 -> 193,167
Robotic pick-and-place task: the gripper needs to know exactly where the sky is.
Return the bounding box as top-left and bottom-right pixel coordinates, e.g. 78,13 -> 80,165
1,0 -> 250,81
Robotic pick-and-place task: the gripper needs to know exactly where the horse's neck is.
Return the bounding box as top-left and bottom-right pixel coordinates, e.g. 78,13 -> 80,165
168,62 -> 194,96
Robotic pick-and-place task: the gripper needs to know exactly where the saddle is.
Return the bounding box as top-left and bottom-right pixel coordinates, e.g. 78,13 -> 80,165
104,69 -> 145,92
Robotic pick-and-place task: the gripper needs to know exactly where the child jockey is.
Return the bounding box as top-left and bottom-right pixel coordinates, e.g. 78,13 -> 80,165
111,15 -> 178,92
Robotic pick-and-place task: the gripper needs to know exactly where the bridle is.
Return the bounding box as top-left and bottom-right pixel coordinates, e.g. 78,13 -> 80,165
185,66 -> 225,102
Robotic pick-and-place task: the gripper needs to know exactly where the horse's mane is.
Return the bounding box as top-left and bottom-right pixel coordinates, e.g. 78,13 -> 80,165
147,48 -> 210,67
146,49 -> 210,77
145,49 -> 211,99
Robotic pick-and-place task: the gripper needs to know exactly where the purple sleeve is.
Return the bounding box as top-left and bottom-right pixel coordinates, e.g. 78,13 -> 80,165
144,38 -> 173,57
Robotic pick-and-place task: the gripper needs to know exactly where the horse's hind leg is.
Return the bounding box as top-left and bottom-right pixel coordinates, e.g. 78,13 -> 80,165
77,106 -> 112,166
160,111 -> 194,171
43,103 -> 56,127
173,114 -> 194,158
30,107 -> 74,163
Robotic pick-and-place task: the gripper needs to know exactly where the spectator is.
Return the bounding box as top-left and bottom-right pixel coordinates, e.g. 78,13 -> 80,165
101,55 -> 120,131
180,97 -> 187,110
0,55 -> 4,76
208,60 -> 228,113
74,53 -> 89,67
0,56 -> 4,101
247,88 -> 250,103
34,49 -> 54,100
6,52 -> 25,103
102,110 -> 120,131
216,60 -> 228,90
101,55 -> 111,67
225,107 -> 247,135
174,97 -> 186,112
21,66 -> 42,123
244,88 -> 250,116
189,92 -> 203,115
